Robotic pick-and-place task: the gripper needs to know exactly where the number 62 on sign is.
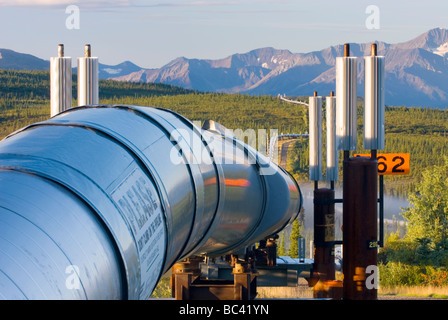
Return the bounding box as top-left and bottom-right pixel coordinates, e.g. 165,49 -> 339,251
353,153 -> 410,175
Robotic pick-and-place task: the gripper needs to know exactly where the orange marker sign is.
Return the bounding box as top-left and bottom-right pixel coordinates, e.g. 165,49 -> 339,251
353,153 -> 410,175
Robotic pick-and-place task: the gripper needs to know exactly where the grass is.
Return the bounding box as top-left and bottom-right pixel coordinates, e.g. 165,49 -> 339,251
256,285 -> 314,299
150,271 -> 448,300
150,274 -> 172,299
379,285 -> 448,299
257,283 -> 448,300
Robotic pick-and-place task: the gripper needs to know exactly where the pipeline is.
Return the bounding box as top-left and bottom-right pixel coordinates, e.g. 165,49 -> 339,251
0,105 -> 302,300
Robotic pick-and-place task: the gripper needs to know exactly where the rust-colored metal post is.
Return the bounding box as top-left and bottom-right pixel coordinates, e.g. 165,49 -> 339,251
371,43 -> 377,57
233,262 -> 257,300
85,44 -> 91,58
171,258 -> 201,300
313,188 -> 336,298
344,43 -> 350,58
342,157 -> 378,300
58,44 -> 64,58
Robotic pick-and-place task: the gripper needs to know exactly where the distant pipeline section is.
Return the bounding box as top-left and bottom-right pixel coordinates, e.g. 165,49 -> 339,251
0,105 -> 302,300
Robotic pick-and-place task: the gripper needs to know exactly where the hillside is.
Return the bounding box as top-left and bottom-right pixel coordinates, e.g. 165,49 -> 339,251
0,69 -> 195,101
0,69 -> 195,138
1,70 -> 447,199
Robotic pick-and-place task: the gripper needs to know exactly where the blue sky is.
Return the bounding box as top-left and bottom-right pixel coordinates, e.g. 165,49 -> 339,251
0,0 -> 447,68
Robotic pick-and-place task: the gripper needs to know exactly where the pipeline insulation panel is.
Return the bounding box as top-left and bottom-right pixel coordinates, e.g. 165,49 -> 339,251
50,57 -> 72,117
0,105 -> 301,300
309,96 -> 322,181
325,96 -> 338,181
336,57 -> 358,151
364,55 -> 385,150
77,57 -> 99,106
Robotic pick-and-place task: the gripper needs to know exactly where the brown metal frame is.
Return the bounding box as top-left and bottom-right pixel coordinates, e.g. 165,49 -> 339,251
171,256 -> 258,300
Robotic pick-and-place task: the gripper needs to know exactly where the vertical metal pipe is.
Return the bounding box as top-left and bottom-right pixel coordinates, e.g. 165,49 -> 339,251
364,43 -> 385,151
371,43 -> 377,56
344,43 -> 350,58
77,44 -> 99,106
365,42 -> 385,248
85,44 -> 91,58
326,91 -> 338,182
58,44 -> 64,58
313,188 -> 335,298
309,91 -> 322,183
342,157 -> 378,300
336,44 -> 358,154
50,44 -> 72,117
379,175 -> 384,247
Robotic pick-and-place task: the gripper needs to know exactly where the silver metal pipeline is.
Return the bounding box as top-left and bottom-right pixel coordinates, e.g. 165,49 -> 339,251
0,105 -> 302,300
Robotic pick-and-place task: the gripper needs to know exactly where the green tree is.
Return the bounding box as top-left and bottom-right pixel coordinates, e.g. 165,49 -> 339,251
277,232 -> 286,256
288,218 -> 302,258
401,157 -> 448,247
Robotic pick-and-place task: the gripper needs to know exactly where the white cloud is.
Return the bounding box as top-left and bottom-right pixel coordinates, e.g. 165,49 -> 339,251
0,0 -> 243,9
131,0 -> 239,8
0,0 -> 131,7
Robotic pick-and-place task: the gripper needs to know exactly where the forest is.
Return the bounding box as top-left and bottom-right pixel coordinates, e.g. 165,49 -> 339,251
2,70 -> 448,210
3,69 -> 446,196
2,69 -> 448,297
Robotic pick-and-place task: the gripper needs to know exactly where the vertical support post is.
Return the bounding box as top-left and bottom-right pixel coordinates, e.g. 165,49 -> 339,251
50,44 -> 72,117
298,237 -> 305,262
313,188 -> 336,298
309,91 -> 323,186
77,44 -> 99,106
233,264 -> 253,300
171,258 -> 201,300
364,43 -> 385,151
326,91 -> 338,186
342,157 -> 378,300
336,43 -> 358,156
364,42 -> 386,249
379,174 -> 384,247
266,238 -> 277,267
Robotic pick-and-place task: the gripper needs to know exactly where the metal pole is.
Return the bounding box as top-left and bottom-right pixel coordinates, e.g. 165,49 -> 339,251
344,43 -> 350,58
342,157 -> 378,300
50,44 -> 72,117
367,43 -> 384,248
309,90 -> 322,187
371,43 -> 377,57
85,44 -> 91,58
326,90 -> 338,187
77,44 -> 99,106
58,44 -> 64,58
379,175 -> 384,247
313,188 -> 336,298
343,44 -> 351,162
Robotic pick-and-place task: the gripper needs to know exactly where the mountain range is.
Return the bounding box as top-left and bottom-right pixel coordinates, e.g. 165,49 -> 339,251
2,28 -> 448,108
0,49 -> 142,79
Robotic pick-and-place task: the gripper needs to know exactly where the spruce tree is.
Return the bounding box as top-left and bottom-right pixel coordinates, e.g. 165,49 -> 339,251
288,218 -> 302,258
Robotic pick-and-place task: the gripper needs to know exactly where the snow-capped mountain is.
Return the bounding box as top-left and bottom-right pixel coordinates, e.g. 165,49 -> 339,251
112,28 -> 448,107
3,28 -> 448,107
